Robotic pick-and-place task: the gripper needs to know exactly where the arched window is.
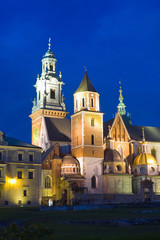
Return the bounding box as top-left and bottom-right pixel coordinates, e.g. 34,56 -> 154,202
50,64 -> 53,71
151,148 -> 156,158
91,98 -> 94,107
45,176 -> 51,188
117,145 -> 123,157
91,118 -> 94,127
76,99 -> 78,108
91,135 -> 94,145
50,89 -> 55,99
91,176 -> 96,188
82,98 -> 85,107
116,165 -> 122,171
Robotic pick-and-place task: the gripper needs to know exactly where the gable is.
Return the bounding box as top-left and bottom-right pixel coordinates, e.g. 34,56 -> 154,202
104,114 -> 130,142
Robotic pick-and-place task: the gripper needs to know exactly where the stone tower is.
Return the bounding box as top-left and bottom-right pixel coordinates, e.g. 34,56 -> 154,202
71,70 -> 104,193
30,39 -> 68,150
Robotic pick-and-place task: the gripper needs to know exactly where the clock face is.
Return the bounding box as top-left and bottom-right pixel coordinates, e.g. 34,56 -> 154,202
33,128 -> 39,144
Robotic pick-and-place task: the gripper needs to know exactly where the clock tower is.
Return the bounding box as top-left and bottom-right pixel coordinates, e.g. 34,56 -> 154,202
30,39 -> 68,150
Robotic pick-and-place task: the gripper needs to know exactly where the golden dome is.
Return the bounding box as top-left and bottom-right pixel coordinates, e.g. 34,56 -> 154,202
133,153 -> 157,167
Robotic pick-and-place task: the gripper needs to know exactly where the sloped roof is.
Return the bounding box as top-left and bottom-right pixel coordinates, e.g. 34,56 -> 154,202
104,118 -> 160,142
126,125 -> 160,142
75,71 -> 97,93
41,145 -> 55,162
45,117 -> 71,142
3,136 -> 41,149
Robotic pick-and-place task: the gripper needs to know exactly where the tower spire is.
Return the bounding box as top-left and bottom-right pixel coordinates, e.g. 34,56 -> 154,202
117,80 -> 126,116
141,127 -> 148,153
142,127 -> 145,142
48,38 -> 51,50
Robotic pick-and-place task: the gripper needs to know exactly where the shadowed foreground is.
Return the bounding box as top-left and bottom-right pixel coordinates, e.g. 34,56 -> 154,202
0,206 -> 160,239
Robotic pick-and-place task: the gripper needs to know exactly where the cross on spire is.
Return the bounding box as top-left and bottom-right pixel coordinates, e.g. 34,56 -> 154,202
48,38 -> 51,49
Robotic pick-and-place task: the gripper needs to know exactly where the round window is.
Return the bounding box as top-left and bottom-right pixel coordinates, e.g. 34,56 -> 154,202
116,165 -> 122,171
140,167 -> 145,174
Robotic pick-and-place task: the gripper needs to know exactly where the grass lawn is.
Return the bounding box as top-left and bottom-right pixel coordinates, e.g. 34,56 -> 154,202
0,206 -> 160,239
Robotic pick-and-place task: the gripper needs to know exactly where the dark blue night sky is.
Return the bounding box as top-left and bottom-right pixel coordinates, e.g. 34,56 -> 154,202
1,0 -> 160,143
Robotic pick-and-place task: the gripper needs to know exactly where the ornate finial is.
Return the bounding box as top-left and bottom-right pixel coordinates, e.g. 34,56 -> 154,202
142,127 -> 145,142
84,66 -> 87,71
37,74 -> 39,78
117,80 -> 126,116
59,71 -> 62,79
119,80 -> 123,102
48,38 -> 51,49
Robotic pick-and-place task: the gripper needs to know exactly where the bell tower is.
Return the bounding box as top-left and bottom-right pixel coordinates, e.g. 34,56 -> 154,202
71,69 -> 104,193
30,39 -> 68,149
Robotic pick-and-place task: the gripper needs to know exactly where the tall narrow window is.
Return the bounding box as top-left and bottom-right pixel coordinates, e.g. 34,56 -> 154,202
38,91 -> 41,100
91,118 -> 94,127
91,135 -> 94,145
50,64 -> 53,71
76,99 -> 78,108
77,136 -> 78,146
0,152 -> 2,160
23,190 -> 27,197
82,98 -> 85,107
45,176 -> 51,188
151,148 -> 156,158
50,89 -> 55,99
91,176 -> 96,188
91,98 -> 94,107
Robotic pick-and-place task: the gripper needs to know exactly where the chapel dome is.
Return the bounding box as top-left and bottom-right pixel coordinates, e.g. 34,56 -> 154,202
104,148 -> 122,162
62,154 -> 80,165
133,153 -> 157,167
61,154 -> 80,175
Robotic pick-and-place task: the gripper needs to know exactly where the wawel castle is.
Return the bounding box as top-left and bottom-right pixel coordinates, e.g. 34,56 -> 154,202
1,40 -> 160,206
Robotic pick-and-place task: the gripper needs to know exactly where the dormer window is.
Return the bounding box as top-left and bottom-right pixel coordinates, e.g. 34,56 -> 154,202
50,89 -> 55,99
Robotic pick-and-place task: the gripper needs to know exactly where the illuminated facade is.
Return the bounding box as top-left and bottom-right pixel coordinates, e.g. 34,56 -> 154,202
28,41 -> 160,204
71,70 -> 104,193
0,131 -> 41,206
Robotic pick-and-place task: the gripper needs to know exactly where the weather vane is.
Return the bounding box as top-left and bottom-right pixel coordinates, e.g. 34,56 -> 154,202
84,66 -> 87,71
48,38 -> 51,49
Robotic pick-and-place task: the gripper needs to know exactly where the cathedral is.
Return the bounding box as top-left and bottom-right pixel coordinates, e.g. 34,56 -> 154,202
1,40 -> 160,206
29,40 -> 160,205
